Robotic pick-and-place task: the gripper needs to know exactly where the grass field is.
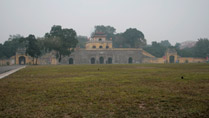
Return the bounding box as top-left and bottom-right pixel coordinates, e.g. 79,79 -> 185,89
0,64 -> 209,118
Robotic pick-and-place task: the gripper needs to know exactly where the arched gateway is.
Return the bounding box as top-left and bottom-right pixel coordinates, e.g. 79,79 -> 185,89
107,57 -> 112,64
99,57 -> 104,64
19,56 -> 26,65
69,58 -> 74,64
91,58 -> 95,64
169,56 -> 175,63
128,57 -> 133,64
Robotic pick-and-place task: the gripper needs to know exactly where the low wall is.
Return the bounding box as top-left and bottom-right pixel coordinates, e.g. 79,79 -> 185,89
178,57 -> 206,63
0,59 -> 15,66
142,57 -> 165,63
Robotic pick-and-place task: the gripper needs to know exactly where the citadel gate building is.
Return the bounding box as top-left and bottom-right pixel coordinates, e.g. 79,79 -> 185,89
1,32 -> 207,65
61,32 -> 153,64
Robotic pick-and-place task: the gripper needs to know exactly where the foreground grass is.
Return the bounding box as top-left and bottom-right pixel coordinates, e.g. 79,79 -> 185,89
0,64 -> 209,118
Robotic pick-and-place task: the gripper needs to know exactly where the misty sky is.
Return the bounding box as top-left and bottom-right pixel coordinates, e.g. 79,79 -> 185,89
0,0 -> 209,45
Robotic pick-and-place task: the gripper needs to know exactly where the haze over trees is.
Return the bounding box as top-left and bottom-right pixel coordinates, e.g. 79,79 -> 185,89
176,38 -> 209,58
160,40 -> 171,47
0,25 -> 78,63
0,34 -> 25,59
143,38 -> 209,58
92,25 -> 146,48
143,41 -> 168,58
77,36 -> 88,48
194,38 -> 209,58
92,25 -> 116,41
0,25 -> 209,62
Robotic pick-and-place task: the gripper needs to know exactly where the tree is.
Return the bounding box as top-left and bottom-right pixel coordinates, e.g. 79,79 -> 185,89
112,33 -> 126,48
174,43 -> 181,49
176,38 -> 209,58
177,47 -> 195,57
194,38 -> 209,58
44,25 -> 78,62
77,36 -> 88,48
2,34 -> 25,58
143,41 -> 167,57
26,35 -> 41,65
92,25 -> 116,40
160,40 -> 171,47
122,28 -> 146,48
0,43 -> 5,59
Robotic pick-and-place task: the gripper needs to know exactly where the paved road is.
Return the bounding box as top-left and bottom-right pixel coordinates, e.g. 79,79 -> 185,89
0,65 -> 24,74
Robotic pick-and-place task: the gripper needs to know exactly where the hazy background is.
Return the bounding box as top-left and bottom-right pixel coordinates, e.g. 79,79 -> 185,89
0,0 -> 209,45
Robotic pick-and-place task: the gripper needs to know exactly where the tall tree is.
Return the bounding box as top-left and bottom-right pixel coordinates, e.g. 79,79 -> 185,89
44,25 -> 78,62
0,43 -> 5,59
26,35 -> 41,65
112,33 -> 126,48
194,38 -> 209,58
160,40 -> 171,47
2,34 -> 25,58
92,25 -> 116,40
175,43 -> 181,49
143,41 -> 167,57
122,28 -> 146,48
77,36 -> 88,48
177,47 -> 195,57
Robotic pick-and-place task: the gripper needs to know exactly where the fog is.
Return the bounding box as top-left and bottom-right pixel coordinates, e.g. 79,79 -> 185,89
0,0 -> 209,44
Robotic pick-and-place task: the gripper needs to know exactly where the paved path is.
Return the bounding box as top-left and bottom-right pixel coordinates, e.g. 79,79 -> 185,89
0,65 -> 26,79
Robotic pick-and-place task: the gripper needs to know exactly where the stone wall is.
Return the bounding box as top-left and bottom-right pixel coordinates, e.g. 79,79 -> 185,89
142,57 -> 165,63
178,57 -> 206,63
0,57 -> 15,66
61,48 -> 146,64
12,48 -> 207,65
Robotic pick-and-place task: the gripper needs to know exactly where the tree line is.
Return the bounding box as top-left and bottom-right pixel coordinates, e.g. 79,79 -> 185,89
79,25 -> 209,58
143,38 -> 209,58
0,25 -> 78,64
0,25 -> 209,64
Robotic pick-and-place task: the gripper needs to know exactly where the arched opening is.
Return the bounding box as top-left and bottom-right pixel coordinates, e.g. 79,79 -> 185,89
19,56 -> 26,65
91,58 -> 95,64
185,60 -> 189,63
106,46 -> 109,49
99,39 -> 102,41
99,46 -> 103,49
108,57 -> 112,64
69,58 -> 74,64
99,57 -> 104,64
128,57 -> 133,64
92,46 -> 96,48
169,56 -> 175,63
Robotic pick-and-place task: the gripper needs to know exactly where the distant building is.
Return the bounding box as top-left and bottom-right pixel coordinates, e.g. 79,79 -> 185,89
1,33 -> 207,65
143,48 -> 206,63
61,32 -> 151,64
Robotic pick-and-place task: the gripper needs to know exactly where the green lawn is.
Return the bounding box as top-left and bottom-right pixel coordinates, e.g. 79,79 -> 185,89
0,64 -> 209,118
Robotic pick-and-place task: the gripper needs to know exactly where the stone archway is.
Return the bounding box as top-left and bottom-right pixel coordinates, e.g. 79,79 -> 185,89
107,57 -> 112,64
128,57 -> 133,64
169,56 -> 175,63
99,57 -> 104,64
99,46 -> 103,49
69,58 -> 74,64
91,57 -> 95,64
19,56 -> 26,65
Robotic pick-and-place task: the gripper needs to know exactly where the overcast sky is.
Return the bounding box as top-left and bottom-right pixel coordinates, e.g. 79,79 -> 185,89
0,0 -> 209,45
